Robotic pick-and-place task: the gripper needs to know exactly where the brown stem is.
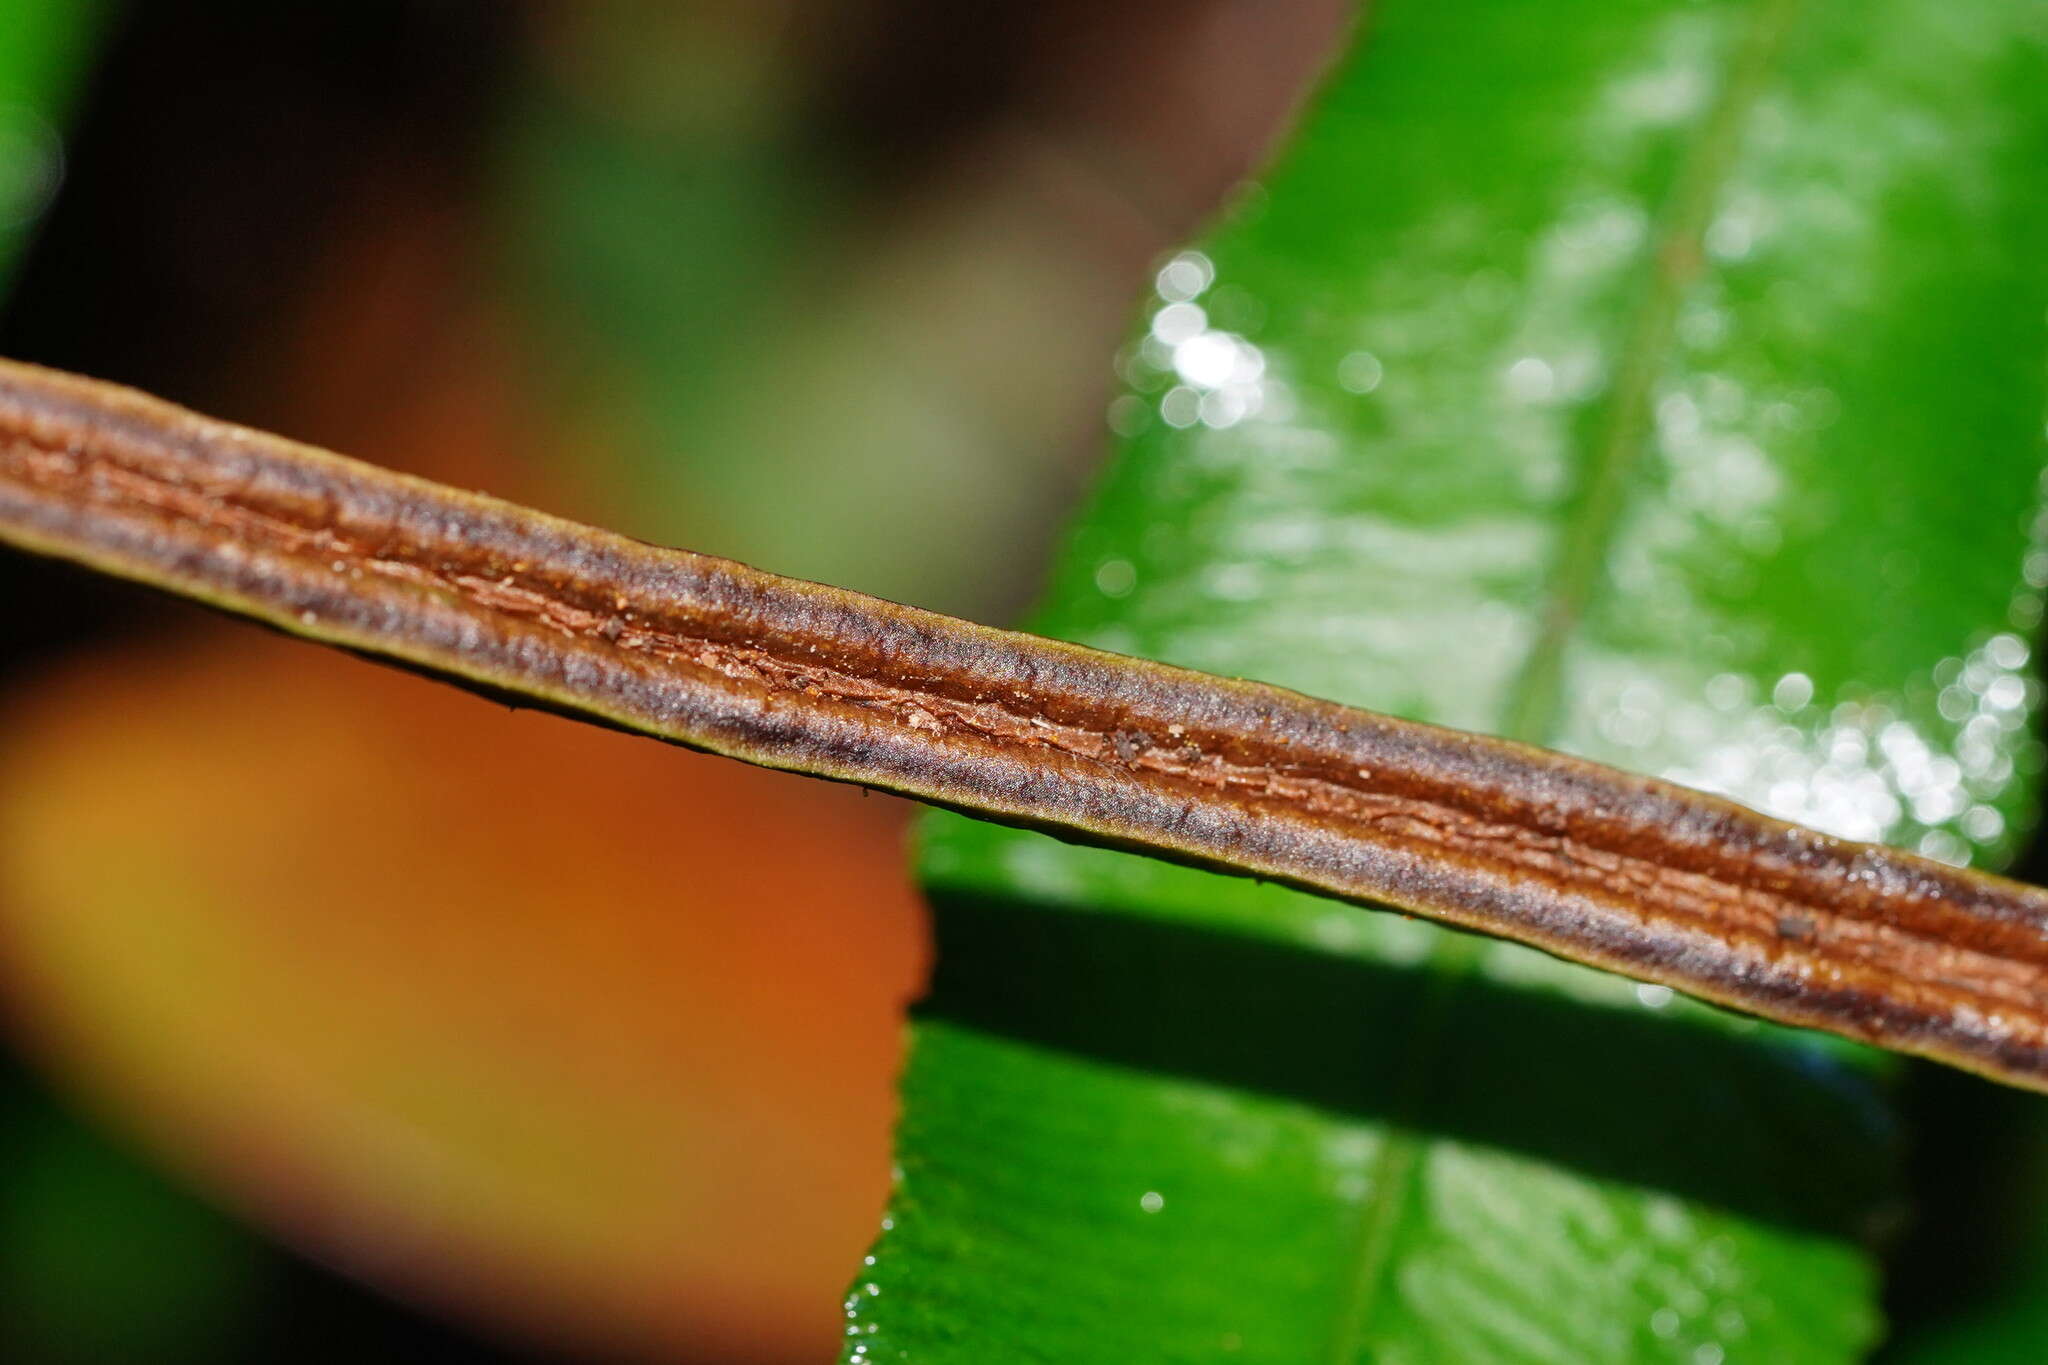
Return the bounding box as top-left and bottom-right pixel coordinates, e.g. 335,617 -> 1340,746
4,356 -> 2047,1089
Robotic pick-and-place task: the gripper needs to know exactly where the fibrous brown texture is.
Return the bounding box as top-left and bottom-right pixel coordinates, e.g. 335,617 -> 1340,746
6,357 -> 2048,1089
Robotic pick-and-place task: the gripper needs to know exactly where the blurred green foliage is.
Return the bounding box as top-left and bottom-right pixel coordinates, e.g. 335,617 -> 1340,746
0,0 -> 102,294
0,1088 -> 262,1364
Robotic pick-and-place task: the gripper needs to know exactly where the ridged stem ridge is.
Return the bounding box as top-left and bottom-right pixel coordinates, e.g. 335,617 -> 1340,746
5,358 -> 2048,1089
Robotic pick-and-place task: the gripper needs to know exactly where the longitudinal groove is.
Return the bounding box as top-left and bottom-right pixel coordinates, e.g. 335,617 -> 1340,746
5,357 -> 2048,1093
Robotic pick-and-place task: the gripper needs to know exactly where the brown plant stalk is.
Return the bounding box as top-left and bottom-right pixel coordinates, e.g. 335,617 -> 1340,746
4,357 -> 2048,1090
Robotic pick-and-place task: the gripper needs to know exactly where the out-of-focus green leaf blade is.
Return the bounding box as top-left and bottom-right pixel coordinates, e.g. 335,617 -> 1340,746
847,3 -> 2048,1363
0,0 -> 103,293
1880,1070 -> 2048,1364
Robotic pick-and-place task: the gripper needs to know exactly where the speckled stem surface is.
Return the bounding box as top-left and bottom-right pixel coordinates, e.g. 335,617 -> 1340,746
5,357 -> 2047,1089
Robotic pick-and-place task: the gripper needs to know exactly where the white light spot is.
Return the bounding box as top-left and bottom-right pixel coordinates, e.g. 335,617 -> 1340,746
1772,672 -> 1814,712
1206,563 -> 1262,601
1962,804 -> 2005,843
1198,387 -> 1249,429
1151,301 -> 1206,345
1658,392 -> 1702,439
1174,331 -> 1242,389
1160,385 -> 1201,428
1704,673 -> 1748,711
1337,350 -> 1383,395
1706,211 -> 1755,260
1095,559 -> 1137,598
1139,1191 -> 1165,1214
1919,830 -> 1969,867
1155,251 -> 1213,302
1505,356 -> 1556,402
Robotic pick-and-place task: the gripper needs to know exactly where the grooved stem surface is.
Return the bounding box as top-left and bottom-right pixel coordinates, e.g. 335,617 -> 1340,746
6,358 -> 2048,1089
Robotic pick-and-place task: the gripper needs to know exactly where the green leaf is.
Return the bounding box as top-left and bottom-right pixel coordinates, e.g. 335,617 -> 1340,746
1880,1069 -> 2048,1364
0,0 -> 106,293
848,3 -> 2048,1362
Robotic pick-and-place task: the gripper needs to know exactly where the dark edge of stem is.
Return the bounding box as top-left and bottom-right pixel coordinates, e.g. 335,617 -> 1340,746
5,357 -> 2048,1091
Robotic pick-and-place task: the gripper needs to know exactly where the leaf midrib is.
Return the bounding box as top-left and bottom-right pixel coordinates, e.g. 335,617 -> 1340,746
1327,0 -> 1805,1355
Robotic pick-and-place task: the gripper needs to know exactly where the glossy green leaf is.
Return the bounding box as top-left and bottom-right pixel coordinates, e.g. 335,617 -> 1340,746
848,3 -> 2048,1362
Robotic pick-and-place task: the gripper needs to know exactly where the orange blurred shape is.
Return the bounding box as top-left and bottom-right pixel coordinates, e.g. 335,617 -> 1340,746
0,628 -> 926,1363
